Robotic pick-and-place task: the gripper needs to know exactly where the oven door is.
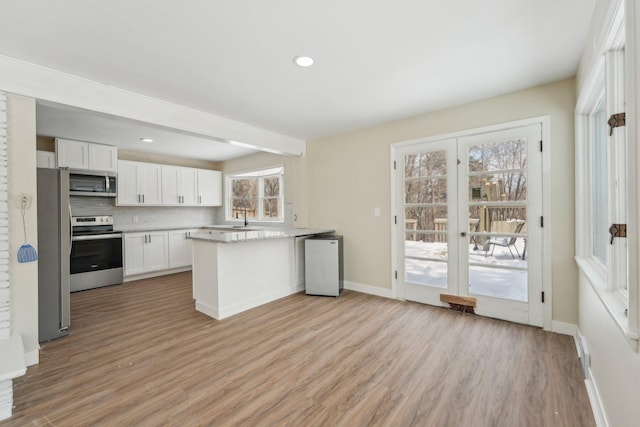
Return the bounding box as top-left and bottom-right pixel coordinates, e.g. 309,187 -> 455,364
70,234 -> 123,292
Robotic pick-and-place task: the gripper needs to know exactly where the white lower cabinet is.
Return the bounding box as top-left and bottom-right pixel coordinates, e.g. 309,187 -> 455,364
169,229 -> 197,268
124,231 -> 169,276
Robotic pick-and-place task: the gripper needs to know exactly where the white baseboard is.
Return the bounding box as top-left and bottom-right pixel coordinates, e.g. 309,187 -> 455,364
585,369 -> 609,427
123,266 -> 191,282
343,281 -> 393,299
195,300 -> 219,319
219,285 -> 305,319
196,285 -> 305,320
24,349 -> 39,367
551,320 -> 577,336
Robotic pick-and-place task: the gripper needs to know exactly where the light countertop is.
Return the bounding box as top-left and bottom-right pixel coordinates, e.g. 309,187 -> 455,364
189,228 -> 334,244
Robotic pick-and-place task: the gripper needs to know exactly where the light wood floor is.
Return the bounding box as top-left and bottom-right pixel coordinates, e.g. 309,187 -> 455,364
3,272 -> 594,426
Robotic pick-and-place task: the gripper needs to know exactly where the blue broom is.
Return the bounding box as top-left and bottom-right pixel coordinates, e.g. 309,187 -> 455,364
17,196 -> 37,263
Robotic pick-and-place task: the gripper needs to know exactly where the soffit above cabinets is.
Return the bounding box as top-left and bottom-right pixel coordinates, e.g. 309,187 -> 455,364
36,103 -> 257,162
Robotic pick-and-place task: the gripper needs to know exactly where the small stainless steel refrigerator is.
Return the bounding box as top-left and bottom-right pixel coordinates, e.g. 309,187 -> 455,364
37,168 -> 71,342
305,235 -> 343,296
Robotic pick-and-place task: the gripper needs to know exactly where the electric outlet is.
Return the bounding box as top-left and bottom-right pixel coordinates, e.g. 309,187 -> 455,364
17,193 -> 33,209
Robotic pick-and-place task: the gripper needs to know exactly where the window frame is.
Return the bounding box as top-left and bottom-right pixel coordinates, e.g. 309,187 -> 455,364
575,3 -> 638,348
225,166 -> 284,223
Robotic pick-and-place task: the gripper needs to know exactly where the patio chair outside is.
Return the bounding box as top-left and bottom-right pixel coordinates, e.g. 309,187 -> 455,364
485,221 -> 525,259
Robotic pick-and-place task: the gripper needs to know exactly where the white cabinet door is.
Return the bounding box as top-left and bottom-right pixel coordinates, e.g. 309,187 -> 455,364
118,161 -> 163,205
197,169 -> 222,206
124,233 -> 146,276
169,229 -> 197,268
89,144 -> 117,172
36,150 -> 56,168
163,166 -> 198,206
124,231 -> 169,276
56,138 -> 89,169
180,168 -> 199,205
145,231 -> 169,272
117,160 -> 141,205
162,165 -> 181,205
140,163 -> 163,205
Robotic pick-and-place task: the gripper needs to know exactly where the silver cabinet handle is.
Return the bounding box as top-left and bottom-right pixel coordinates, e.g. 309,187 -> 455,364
142,194 -> 145,203
144,234 -> 147,243
149,234 -> 151,243
137,194 -> 140,203
199,196 -> 202,204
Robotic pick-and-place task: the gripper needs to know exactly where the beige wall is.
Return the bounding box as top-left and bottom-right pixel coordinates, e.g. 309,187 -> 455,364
220,152 -> 308,227
8,94 -> 39,361
307,78 -> 577,324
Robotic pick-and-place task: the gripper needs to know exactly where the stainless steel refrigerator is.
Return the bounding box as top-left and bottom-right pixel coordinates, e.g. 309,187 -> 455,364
37,167 -> 71,342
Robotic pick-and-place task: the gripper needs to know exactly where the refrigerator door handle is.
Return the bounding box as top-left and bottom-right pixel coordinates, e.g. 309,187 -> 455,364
60,169 -> 71,330
69,203 -> 73,255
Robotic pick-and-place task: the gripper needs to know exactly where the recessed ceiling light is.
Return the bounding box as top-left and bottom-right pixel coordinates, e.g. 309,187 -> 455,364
293,55 -> 314,67
140,137 -> 154,143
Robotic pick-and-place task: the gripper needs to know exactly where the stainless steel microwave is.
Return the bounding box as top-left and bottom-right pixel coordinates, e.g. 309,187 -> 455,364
68,169 -> 117,197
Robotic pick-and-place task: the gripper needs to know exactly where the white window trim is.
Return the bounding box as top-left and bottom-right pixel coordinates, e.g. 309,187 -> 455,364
225,166 -> 285,223
575,0 -> 639,349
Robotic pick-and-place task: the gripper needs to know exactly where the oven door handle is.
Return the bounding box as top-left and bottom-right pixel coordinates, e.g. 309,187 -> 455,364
72,233 -> 123,241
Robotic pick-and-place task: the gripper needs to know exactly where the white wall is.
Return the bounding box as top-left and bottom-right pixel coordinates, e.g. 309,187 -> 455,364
579,275 -> 640,426
307,78 -> 577,324
575,0 -> 640,425
7,94 -> 39,364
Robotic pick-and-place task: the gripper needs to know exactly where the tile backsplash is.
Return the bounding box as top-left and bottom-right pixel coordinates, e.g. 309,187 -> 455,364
70,196 -> 219,231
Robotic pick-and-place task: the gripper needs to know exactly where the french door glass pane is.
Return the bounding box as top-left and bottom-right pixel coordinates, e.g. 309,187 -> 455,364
467,138 -> 528,302
404,150 -> 448,288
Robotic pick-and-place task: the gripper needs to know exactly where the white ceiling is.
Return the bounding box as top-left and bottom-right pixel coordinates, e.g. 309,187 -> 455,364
1,0 -> 594,155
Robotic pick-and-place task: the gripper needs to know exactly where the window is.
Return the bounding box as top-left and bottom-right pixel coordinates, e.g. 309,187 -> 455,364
576,42 -> 633,342
226,167 -> 284,222
591,97 -> 608,265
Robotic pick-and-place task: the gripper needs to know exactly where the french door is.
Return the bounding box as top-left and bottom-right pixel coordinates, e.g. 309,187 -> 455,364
395,124 -> 544,326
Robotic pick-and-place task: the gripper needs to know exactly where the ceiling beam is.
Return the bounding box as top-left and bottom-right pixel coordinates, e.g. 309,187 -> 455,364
0,54 -> 306,156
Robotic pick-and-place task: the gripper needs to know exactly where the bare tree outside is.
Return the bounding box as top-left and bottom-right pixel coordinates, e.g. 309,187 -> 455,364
404,139 -> 528,243
404,151 -> 448,243
231,178 -> 258,218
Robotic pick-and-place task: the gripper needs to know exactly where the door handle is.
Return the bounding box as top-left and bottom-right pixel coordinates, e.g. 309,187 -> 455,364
609,223 -> 627,244
460,232 -> 467,237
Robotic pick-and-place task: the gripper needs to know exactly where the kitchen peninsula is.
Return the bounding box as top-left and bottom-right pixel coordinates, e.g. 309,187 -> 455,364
190,228 -> 333,319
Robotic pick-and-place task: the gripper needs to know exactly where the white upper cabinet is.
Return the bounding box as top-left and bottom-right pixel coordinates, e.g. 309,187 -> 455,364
162,166 -> 198,206
117,160 -> 162,206
197,169 -> 222,206
56,138 -> 117,172
36,150 -> 56,169
118,160 -> 220,207
88,142 -> 118,172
